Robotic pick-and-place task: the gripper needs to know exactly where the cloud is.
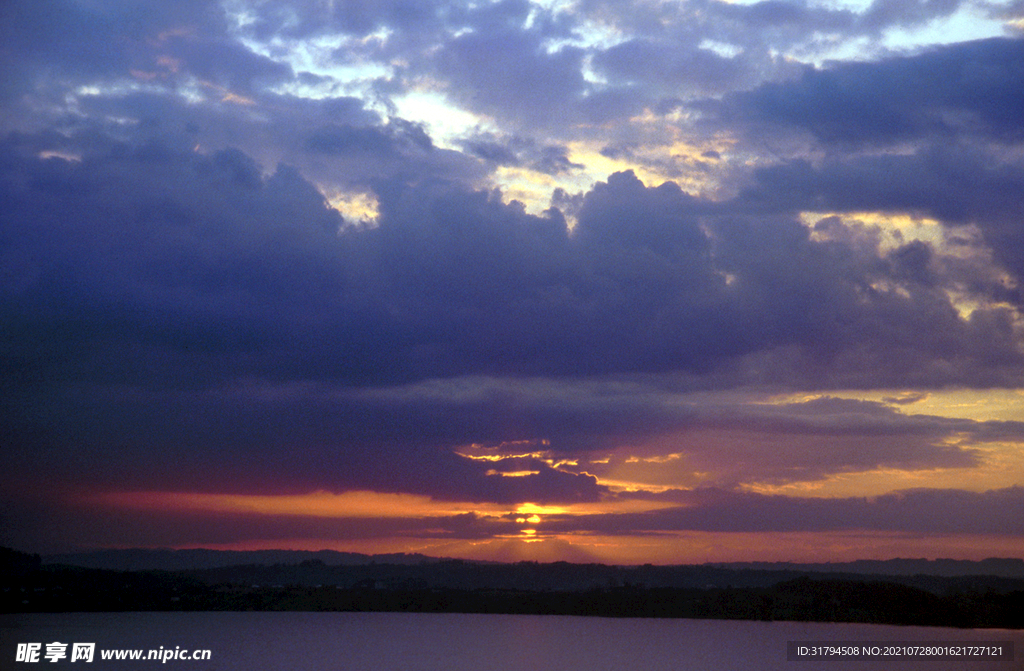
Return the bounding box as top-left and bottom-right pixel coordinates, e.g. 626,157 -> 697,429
8,482 -> 1020,553
0,0 -> 249,105
859,0 -> 965,31
160,32 -> 294,95
0,497 -> 510,551
429,25 -> 589,131
882,392 -> 930,405
4,350 -> 1021,508
590,38 -> 755,97
555,392 -> 1024,488
557,486 -> 1024,535
731,147 -> 1024,308
2,0 -> 1023,558
305,120 -> 433,155
4,135 -> 1023,410
715,37 -> 1024,146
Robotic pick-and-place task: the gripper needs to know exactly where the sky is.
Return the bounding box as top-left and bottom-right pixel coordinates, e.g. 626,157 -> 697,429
2,0 -> 1024,565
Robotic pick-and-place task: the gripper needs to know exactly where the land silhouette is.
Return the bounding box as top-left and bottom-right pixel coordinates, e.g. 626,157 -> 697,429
4,547 -> 1022,628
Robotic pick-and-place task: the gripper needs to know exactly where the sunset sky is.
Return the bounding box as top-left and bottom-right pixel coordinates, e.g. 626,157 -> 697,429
2,0 -> 1024,565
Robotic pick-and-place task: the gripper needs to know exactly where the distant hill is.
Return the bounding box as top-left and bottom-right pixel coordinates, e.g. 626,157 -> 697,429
4,547 -> 1022,628
169,559 -> 1024,597
31,549 -> 1024,599
709,558 -> 1024,579
43,549 -> 1024,579
43,548 -> 440,571
1,546 -> 41,577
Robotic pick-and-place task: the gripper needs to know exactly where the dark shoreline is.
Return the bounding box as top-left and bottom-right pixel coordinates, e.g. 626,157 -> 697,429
4,549 -> 1023,628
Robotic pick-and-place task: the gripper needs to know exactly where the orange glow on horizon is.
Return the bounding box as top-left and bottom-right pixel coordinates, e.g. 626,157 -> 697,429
89,490 -> 484,518
85,489 -> 679,522
514,502 -> 569,516
80,490 -> 1023,566
163,531 -> 1024,565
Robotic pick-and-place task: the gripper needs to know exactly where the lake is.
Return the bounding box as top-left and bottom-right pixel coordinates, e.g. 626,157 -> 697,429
2,612 -> 1019,670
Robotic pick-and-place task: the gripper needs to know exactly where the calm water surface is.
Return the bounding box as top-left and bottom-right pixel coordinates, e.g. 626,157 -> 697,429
2,612 -> 1020,671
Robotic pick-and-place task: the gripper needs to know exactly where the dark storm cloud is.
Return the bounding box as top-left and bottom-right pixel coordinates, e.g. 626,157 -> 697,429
460,138 -> 521,166
235,0 -> 603,138
0,497 -> 510,552
703,39 -> 1024,316
7,0 -> 989,180
2,124 -> 1022,536
0,0 -> 241,106
159,33 -> 295,94
4,344 -> 1019,505
0,374 -> 619,506
305,120 -> 433,156
288,110 -> 483,190
11,485 -> 1021,553
10,64 -> 482,196
731,146 -> 1024,311
457,132 -> 584,175
859,0 -> 964,31
429,26 -> 589,130
67,88 -> 378,159
0,144 -> 342,388
3,134 -> 1022,403
5,0 -> 1003,154
9,366 -> 1024,553
717,37 -> 1024,145
551,486 -> 1024,535
2,0 -> 1024,555
737,148 -> 1024,232
0,0 -> 479,189
563,0 -> 968,121
8,482 -> 1020,553
590,39 -> 754,96
557,392 -> 1023,488
581,0 -> 961,50
236,0 -> 469,41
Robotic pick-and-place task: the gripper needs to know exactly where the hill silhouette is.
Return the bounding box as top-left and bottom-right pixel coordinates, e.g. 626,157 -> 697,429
4,547 -> 1021,628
